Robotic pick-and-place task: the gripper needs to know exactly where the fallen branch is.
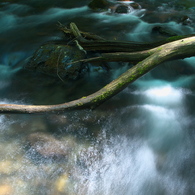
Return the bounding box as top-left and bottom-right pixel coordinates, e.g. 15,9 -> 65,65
67,48 -> 157,65
61,23 -> 195,52
0,35 -> 195,113
58,22 -> 106,41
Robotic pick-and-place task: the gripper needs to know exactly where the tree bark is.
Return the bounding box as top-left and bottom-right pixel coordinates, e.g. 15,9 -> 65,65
0,25 -> 195,114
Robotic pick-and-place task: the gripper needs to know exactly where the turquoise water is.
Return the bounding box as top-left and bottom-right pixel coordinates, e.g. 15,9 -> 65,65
0,0 -> 194,194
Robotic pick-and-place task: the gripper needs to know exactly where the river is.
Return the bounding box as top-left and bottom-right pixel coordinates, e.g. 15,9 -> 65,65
0,0 -> 194,194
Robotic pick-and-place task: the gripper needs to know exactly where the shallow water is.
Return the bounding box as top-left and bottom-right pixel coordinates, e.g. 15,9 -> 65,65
0,0 -> 195,195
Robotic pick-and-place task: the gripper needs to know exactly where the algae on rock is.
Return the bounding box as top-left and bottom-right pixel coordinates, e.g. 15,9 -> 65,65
25,43 -> 87,80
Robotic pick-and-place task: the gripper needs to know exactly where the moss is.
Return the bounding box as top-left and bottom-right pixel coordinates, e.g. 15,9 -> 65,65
148,51 -> 154,55
91,62 -> 155,105
157,47 -> 163,51
117,82 -> 125,88
166,36 -> 185,42
92,90 -> 113,103
127,74 -> 137,81
77,102 -> 83,106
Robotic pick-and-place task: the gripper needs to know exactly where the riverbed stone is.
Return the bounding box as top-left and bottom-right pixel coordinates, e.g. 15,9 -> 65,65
26,132 -> 73,160
25,43 -> 87,80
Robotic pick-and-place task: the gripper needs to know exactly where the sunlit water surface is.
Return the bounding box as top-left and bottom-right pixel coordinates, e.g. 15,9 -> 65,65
0,0 -> 195,194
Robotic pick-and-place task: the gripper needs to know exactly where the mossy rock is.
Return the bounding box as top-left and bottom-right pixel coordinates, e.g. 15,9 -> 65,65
25,43 -> 87,80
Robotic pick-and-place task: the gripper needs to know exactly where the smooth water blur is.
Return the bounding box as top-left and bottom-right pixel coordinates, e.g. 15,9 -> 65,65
0,0 -> 195,195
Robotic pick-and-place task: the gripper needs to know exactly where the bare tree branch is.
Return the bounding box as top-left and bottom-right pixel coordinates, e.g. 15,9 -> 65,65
0,35 -> 195,114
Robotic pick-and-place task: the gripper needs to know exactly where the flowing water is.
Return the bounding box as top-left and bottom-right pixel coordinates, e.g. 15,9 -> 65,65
0,0 -> 195,194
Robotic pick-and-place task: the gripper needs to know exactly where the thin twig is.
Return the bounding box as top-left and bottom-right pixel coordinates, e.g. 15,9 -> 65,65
67,37 -> 77,45
75,40 -> 87,54
56,49 -> 65,83
66,56 -> 102,65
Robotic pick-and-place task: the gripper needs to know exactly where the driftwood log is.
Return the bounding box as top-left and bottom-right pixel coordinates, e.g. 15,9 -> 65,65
0,23 -> 195,114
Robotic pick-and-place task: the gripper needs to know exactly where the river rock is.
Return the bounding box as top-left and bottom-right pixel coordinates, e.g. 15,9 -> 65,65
25,43 -> 87,80
116,1 -> 141,9
111,1 -> 143,15
26,132 -> 73,160
115,4 -> 129,14
151,26 -> 178,37
88,0 -> 143,15
181,15 -> 193,25
129,2 -> 141,9
88,0 -> 113,11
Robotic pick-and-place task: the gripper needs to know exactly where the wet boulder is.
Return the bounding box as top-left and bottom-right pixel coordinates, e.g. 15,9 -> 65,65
151,26 -> 178,37
115,4 -> 129,14
88,0 -> 113,12
88,0 -> 144,16
116,0 -> 141,9
26,132 -> 73,160
129,2 -> 141,9
180,15 -> 193,25
25,43 -> 87,80
111,1 -> 143,15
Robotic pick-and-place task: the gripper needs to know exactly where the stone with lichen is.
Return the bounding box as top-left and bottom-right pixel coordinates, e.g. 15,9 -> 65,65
25,43 -> 87,80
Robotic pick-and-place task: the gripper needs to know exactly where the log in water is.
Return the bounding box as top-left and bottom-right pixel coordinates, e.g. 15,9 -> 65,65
0,0 -> 194,194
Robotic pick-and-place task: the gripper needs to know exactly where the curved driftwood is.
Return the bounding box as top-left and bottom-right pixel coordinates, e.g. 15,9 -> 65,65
0,35 -> 195,113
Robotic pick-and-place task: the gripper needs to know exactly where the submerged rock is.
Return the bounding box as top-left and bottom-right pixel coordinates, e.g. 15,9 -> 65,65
26,132 -> 73,160
25,43 -> 87,80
